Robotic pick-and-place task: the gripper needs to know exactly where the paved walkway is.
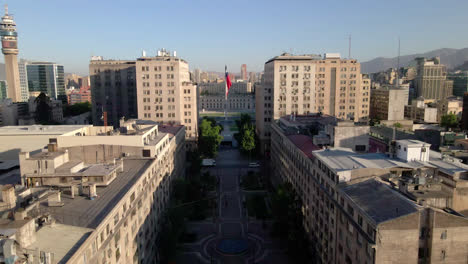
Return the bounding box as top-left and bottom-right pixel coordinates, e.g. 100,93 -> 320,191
177,147 -> 289,264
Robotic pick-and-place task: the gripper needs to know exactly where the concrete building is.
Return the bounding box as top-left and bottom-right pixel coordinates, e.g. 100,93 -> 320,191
256,53 -> 370,153
0,5 -> 21,102
271,119 -> 468,263
89,57 -> 137,127
448,71 -> 468,97
0,120 -> 185,264
198,82 -> 254,113
404,97 -> 438,123
0,99 -> 30,126
437,96 -> 463,121
241,64 -> 247,80
136,49 -> 198,143
67,86 -> 91,105
463,93 -> 468,131
370,86 -> 409,121
276,114 -> 370,152
192,68 -> 201,84
27,96 -> 63,123
414,57 -> 452,100
0,80 -> 7,100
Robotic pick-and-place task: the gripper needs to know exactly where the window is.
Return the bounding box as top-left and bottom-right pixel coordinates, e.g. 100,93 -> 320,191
440,230 -> 447,239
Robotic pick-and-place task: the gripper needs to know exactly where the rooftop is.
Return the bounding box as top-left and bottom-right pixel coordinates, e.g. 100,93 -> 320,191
287,134 -> 320,158
0,125 -> 90,136
27,224 -> 93,264
342,179 -> 419,224
40,159 -> 153,228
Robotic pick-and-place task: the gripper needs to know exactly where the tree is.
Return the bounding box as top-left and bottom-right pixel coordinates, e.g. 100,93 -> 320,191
393,122 -> 402,128
63,101 -> 91,117
441,114 -> 458,130
198,119 -> 223,158
34,92 -> 51,124
241,125 -> 255,160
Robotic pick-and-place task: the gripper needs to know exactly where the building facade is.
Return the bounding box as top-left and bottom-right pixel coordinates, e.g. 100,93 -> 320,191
136,50 -> 198,142
370,87 -> 408,121
0,121 -> 186,264
0,80 -> 6,100
448,71 -> 468,97
463,93 -> 468,131
241,64 -> 247,80
256,53 -> 370,153
414,57 -> 452,100
271,121 -> 468,263
404,98 -> 438,123
198,82 -> 254,112
26,62 -> 66,101
89,57 -> 137,127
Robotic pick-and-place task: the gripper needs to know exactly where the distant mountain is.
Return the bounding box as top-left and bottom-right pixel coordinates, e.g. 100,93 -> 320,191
361,48 -> 468,73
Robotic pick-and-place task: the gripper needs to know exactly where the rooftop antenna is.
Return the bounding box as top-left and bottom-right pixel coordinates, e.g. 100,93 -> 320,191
396,37 -> 400,88
348,34 -> 352,59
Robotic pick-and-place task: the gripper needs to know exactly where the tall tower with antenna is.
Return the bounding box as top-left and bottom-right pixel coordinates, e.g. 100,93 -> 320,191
1,5 -> 22,102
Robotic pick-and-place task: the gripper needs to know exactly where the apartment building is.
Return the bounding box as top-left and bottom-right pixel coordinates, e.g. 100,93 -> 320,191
256,53 -> 370,153
370,86 -> 409,121
0,120 -> 185,264
136,50 -> 198,144
271,120 -> 468,263
89,56 -> 137,127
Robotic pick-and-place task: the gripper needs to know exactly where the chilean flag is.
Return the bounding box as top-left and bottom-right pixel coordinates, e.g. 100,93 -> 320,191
225,65 -> 232,98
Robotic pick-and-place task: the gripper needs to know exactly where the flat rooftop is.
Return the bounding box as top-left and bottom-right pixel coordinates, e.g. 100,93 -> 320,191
40,159 -> 153,228
27,224 -> 93,264
287,134 -> 320,158
159,124 -> 183,137
342,179 -> 419,224
0,125 -> 90,136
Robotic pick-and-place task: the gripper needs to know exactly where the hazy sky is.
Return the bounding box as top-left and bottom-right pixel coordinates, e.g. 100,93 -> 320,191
3,0 -> 468,75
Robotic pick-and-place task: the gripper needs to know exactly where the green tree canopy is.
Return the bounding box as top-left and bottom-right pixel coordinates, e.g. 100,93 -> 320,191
63,101 -> 91,117
441,114 -> 458,130
241,125 -> 255,158
198,119 -> 223,157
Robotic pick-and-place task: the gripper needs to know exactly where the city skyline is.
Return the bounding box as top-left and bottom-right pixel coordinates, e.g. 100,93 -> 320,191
1,0 -> 468,75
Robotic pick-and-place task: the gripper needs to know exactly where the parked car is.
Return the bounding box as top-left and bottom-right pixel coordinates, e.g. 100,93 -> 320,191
248,162 -> 260,168
202,159 -> 216,167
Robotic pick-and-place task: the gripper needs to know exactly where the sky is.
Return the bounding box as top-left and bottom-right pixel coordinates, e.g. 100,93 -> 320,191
3,0 -> 468,75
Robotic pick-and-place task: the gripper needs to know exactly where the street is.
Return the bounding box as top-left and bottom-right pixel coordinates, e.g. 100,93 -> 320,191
177,146 -> 289,264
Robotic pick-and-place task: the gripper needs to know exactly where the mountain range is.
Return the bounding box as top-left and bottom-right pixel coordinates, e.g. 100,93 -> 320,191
361,47 -> 468,73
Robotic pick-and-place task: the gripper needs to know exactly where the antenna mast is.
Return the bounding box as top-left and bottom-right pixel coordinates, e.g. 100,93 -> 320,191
396,37 -> 400,88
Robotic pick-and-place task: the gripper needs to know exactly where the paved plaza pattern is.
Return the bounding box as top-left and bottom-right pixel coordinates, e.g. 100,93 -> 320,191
177,147 -> 289,264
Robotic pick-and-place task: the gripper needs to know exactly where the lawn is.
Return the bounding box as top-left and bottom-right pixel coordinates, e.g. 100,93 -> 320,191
229,124 -> 239,132
245,193 -> 270,219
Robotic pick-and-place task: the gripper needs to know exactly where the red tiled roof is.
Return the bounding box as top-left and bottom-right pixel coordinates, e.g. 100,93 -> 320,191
286,134 -> 320,158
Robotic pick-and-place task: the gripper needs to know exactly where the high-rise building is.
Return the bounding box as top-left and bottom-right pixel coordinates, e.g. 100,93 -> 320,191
0,80 -> 7,100
136,49 -> 198,144
256,53 -> 370,153
89,57 -> 137,127
241,64 -> 247,80
18,59 -> 29,101
370,86 -> 408,121
462,93 -> 468,131
448,71 -> 468,97
26,62 -> 66,101
193,68 -> 201,84
249,71 -> 256,83
414,57 -> 452,100
0,5 -> 21,102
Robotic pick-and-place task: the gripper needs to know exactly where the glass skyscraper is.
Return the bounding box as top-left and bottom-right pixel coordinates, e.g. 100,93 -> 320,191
26,62 -> 65,101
